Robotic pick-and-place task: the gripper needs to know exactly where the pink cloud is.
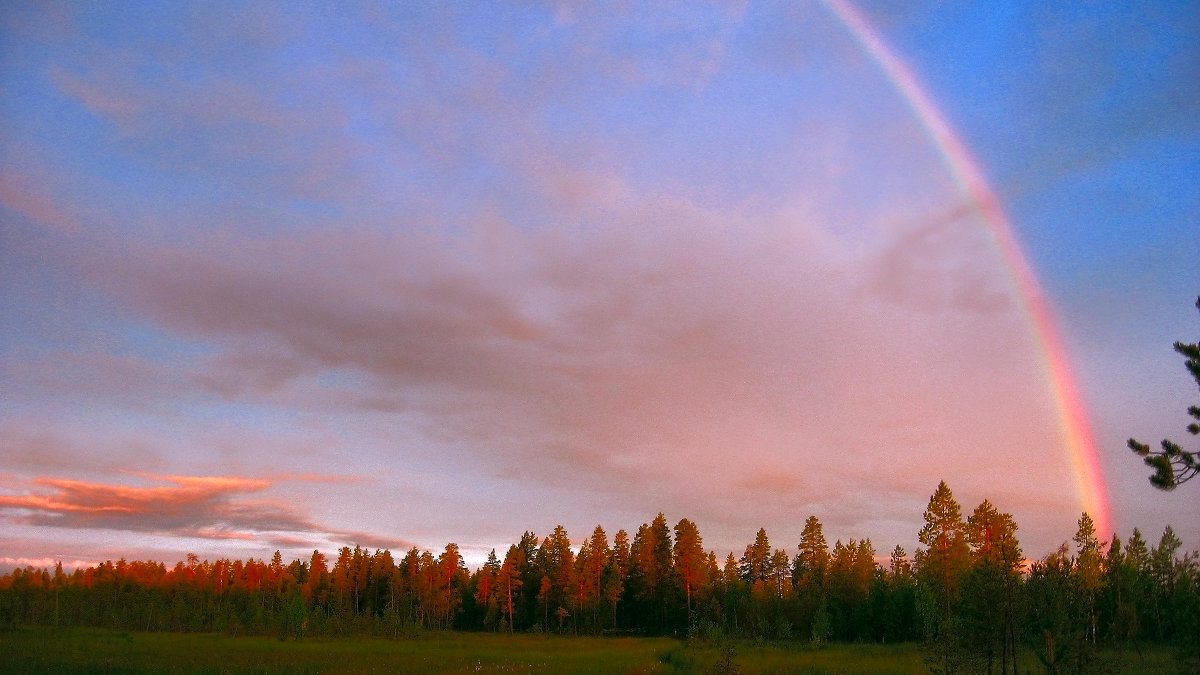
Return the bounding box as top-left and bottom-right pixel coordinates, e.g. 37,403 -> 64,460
52,68 -> 140,121
0,474 -> 270,522
0,423 -> 169,476
3,350 -> 195,409
0,473 -> 411,553
866,206 -> 1014,313
0,557 -> 100,572
53,183 -> 1089,556
0,163 -> 80,232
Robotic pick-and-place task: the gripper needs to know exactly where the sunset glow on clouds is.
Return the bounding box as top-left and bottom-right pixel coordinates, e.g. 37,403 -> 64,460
0,472 -> 408,552
1,1 -> 1197,569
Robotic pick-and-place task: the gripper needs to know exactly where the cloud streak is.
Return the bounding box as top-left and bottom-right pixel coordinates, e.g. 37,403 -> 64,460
0,473 -> 413,552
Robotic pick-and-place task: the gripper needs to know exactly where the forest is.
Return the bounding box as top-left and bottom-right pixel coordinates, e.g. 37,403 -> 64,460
2,481 -> 1197,673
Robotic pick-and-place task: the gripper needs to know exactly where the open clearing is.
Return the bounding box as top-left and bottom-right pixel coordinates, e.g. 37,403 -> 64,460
0,627 -> 1179,674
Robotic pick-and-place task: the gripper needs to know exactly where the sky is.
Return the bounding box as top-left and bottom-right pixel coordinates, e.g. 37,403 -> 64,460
1,1 -> 1197,572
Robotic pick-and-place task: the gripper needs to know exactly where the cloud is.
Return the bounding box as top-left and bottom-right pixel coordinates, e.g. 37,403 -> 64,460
2,350 -> 195,409
0,158 -> 81,232
0,557 -> 100,573
53,177 -> 1084,556
46,25 -> 362,202
0,423 -> 169,476
866,207 -> 1014,314
545,1 -> 740,91
2,0 -> 1146,560
0,473 -> 411,551
1,474 -> 269,532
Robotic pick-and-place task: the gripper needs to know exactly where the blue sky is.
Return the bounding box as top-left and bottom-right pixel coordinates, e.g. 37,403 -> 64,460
1,0 -> 1197,570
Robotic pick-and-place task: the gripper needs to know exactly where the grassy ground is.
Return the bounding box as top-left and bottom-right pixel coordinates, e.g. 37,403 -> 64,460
0,627 -> 1183,674
4,628 -> 671,674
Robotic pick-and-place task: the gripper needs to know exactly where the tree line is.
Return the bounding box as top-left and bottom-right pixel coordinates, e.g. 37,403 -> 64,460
2,481 -> 1197,672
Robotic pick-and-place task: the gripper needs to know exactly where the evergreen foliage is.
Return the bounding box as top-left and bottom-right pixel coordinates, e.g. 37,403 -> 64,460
1129,295 -> 1200,489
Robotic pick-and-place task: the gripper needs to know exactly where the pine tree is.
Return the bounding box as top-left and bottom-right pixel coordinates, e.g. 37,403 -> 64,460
612,529 -> 630,581
1129,295 -> 1199,489
514,531 -> 540,629
538,525 -> 575,630
475,549 -> 500,631
794,515 -> 829,590
601,557 -> 624,629
963,500 -> 1023,674
673,518 -> 706,614
740,528 -> 771,585
1102,534 -> 1142,649
397,548 -> 421,625
577,525 -> 609,633
611,529 -> 630,627
918,481 -> 969,612
330,546 -> 354,617
917,481 -> 970,674
628,515 -> 674,632
769,549 -> 793,599
886,546 -> 918,643
649,514 -> 674,623
495,545 -> 523,634
1073,513 -> 1103,644
1149,526 -> 1182,641
305,550 -> 329,610
890,546 -> 912,579
1025,544 -> 1083,673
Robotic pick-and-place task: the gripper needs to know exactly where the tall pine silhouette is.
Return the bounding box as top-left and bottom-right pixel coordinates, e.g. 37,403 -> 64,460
1129,295 -> 1200,489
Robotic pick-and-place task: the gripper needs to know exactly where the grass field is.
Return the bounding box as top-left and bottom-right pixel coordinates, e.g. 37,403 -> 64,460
0,627 -> 1182,674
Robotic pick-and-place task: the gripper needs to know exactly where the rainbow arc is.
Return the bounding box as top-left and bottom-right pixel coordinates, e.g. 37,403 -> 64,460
824,0 -> 1112,538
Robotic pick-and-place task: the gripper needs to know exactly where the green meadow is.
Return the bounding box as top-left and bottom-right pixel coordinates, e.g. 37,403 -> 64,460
0,627 -> 1181,674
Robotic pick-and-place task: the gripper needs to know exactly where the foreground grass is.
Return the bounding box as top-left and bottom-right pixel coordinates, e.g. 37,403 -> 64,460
5,628 -> 673,674
0,626 -> 1182,674
7,624 -> 676,672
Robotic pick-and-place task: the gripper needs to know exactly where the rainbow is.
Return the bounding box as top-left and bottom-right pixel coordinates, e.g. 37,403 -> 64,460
823,0 -> 1113,538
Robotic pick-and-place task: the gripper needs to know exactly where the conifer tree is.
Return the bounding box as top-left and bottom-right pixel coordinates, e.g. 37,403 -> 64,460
770,548 -> 793,599
886,546 -> 918,643
601,557 -> 624,629
918,481 -> 969,612
612,529 -> 630,581
794,515 -> 829,590
1129,295 -> 1199,489
917,481 -> 971,674
1102,534 -> 1143,649
740,528 -> 772,585
577,525 -> 609,633
495,545 -> 523,634
475,549 -> 500,631
1025,543 -> 1087,673
1073,513 -> 1103,644
1149,526 -> 1182,641
672,518 -> 706,614
538,525 -> 574,629
963,499 -> 1023,674
305,550 -> 328,608
611,529 -> 630,627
